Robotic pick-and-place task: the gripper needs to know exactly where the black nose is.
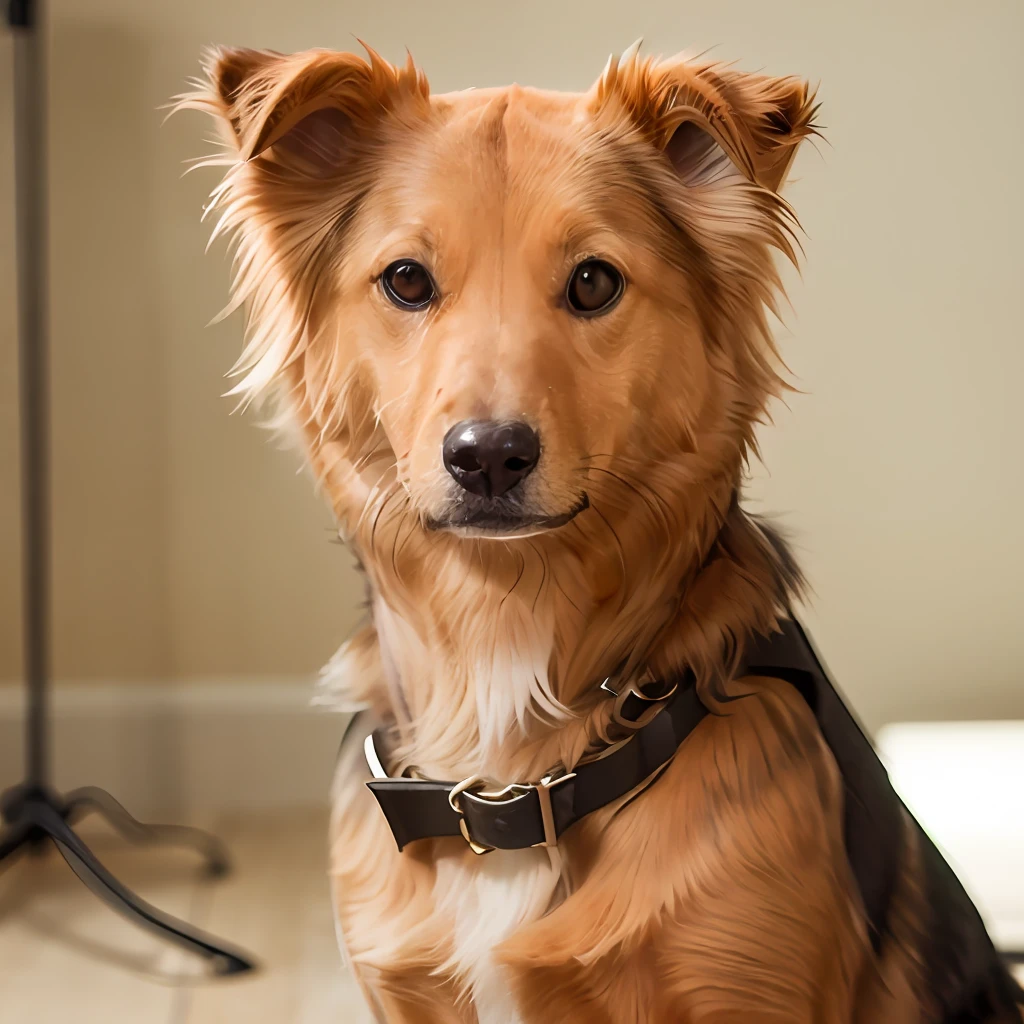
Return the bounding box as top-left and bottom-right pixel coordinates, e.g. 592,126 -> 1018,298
442,420 -> 540,498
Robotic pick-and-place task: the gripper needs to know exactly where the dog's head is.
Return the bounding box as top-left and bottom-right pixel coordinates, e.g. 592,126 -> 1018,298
182,44 -> 815,548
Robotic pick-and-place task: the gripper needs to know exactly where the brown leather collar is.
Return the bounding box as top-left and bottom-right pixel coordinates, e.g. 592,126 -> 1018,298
363,669 -> 699,855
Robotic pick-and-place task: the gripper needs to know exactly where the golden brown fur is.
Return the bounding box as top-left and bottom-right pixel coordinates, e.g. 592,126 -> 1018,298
177,42 -> 1013,1023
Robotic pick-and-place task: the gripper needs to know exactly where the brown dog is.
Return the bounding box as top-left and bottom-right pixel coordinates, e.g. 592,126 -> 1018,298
178,42 -> 1021,1023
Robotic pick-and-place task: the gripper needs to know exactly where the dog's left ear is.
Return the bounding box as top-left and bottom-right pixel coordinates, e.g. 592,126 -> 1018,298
592,50 -> 819,193
701,67 -> 818,192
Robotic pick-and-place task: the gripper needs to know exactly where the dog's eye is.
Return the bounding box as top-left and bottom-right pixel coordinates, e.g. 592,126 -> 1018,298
565,259 -> 624,316
381,260 -> 436,310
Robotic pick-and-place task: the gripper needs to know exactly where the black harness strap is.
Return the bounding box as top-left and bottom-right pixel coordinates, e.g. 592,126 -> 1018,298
742,619 -> 903,952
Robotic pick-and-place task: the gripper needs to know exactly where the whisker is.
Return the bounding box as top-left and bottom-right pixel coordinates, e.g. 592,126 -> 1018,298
597,457 -> 678,524
587,500 -> 628,590
527,539 -> 548,613
576,453 -> 677,523
499,549 -> 528,608
352,436 -> 391,472
550,562 -> 585,618
390,501 -> 411,581
367,481 -> 403,559
583,464 -> 674,537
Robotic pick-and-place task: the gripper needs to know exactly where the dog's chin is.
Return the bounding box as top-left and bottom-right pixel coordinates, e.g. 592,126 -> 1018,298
425,493 -> 589,540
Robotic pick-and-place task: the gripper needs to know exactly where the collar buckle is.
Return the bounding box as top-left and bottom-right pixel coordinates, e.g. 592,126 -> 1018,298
447,777 -> 496,855
445,769 -> 577,853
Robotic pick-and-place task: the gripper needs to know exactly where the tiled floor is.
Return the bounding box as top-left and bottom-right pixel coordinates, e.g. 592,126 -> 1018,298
0,809 -> 371,1024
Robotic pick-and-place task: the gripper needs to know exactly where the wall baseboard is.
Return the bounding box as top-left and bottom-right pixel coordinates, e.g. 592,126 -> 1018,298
0,679 -> 350,818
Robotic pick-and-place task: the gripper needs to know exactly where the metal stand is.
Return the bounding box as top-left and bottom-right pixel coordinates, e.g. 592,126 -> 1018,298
0,0 -> 255,978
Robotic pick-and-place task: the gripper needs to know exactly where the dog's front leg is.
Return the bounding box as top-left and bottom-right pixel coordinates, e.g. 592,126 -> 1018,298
330,710 -> 473,1023
499,677 -> 870,1024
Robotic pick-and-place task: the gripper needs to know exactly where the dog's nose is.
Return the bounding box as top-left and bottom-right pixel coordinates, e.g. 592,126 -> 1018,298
442,420 -> 540,498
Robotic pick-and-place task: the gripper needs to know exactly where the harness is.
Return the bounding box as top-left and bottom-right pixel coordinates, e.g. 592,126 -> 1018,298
357,617 -> 1022,1021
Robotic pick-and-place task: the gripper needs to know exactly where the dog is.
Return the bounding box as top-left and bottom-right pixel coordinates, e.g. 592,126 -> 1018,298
177,41 -> 1022,1023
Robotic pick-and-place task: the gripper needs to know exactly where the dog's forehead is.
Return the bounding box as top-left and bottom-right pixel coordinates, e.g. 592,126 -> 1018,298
434,84 -> 586,126
363,84 -> 633,256
426,85 -> 590,169
375,85 -> 609,236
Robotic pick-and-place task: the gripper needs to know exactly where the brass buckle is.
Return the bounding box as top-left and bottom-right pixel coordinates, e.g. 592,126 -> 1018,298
600,676 -> 678,729
447,777 -> 495,856
447,770 -> 577,854
371,729 -> 581,855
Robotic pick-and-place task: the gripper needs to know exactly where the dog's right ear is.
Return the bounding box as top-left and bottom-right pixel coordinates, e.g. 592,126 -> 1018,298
184,45 -> 429,176
173,46 -> 430,406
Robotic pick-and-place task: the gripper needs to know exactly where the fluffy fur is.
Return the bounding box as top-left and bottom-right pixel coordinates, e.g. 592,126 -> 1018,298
176,42 -> 1013,1023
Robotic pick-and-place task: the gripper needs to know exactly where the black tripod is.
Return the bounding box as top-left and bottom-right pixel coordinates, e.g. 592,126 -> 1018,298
0,0 -> 255,977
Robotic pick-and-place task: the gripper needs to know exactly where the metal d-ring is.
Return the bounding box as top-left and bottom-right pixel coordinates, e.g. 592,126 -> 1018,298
602,676 -> 678,729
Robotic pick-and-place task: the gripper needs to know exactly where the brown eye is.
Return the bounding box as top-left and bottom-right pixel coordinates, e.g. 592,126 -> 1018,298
565,259 -> 624,316
381,260 -> 436,310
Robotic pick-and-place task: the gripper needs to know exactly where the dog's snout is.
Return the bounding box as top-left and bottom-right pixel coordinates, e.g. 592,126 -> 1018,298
442,420 -> 540,498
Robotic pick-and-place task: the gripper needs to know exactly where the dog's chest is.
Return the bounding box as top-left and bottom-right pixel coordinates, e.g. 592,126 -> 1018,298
370,594 -> 561,771
434,850 -> 562,1023
332,600 -> 567,1018
331,749 -> 563,1023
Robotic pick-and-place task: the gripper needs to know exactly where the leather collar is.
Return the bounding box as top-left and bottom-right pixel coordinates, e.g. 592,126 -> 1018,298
364,671 -> 701,855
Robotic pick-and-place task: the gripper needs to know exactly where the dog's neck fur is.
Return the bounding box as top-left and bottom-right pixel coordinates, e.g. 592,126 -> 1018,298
323,462 -> 800,784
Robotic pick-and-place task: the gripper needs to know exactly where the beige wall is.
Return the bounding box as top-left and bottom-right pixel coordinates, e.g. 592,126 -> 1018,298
0,0 -> 1021,730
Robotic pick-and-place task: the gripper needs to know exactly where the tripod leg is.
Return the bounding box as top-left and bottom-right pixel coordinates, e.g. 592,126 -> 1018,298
30,801 -> 255,976
0,819 -> 32,869
64,787 -> 229,876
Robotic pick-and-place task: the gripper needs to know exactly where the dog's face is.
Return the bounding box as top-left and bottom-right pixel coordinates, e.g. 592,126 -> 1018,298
327,88 -> 639,538
186,46 -> 813,545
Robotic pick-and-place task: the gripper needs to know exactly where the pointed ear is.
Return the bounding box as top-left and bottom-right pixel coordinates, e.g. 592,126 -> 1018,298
190,44 -> 429,175
711,69 -> 819,192
593,52 -> 818,193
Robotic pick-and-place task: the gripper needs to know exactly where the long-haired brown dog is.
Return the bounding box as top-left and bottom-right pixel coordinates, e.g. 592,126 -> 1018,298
178,42 -> 1022,1024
